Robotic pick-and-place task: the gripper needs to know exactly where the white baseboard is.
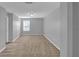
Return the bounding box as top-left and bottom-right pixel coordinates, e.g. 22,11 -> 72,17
43,34 -> 60,50
0,47 -> 6,53
12,34 -> 20,42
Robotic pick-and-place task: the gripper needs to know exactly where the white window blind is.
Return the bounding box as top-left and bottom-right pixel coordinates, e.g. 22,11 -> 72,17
23,20 -> 30,31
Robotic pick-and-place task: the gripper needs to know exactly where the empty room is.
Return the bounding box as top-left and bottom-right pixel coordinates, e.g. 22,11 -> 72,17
0,2 -> 79,57
0,2 -> 60,57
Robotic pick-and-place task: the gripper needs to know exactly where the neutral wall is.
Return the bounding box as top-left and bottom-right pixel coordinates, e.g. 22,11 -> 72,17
57,2 -> 73,57
7,13 -> 21,42
13,14 -> 21,40
44,2 -> 73,57
0,7 -> 7,50
60,3 -> 68,57
21,18 -> 43,35
7,13 -> 13,42
44,7 -> 60,49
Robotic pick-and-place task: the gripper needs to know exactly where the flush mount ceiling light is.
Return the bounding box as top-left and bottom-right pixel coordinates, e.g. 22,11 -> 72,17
18,16 -> 30,18
26,12 -> 36,16
26,13 -> 34,17
30,14 -> 34,16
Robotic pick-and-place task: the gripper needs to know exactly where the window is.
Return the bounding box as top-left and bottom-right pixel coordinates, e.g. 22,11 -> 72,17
23,20 -> 30,31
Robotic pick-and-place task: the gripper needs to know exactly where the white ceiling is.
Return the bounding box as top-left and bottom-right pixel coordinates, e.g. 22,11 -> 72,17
0,2 -> 60,18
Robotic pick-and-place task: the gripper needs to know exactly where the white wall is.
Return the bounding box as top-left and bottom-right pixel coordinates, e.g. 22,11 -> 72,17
7,13 -> 21,42
44,7 -> 60,49
21,18 -> 43,35
13,14 -> 21,40
0,6 -> 21,52
60,2 -> 69,57
0,7 -> 7,50
7,13 -> 13,42
44,2 -> 73,57
0,6 -> 21,51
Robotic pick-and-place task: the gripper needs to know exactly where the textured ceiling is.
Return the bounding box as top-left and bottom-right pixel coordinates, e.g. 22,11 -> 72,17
0,2 -> 60,18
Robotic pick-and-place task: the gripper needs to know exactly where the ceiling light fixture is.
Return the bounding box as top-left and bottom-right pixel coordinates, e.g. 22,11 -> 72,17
18,16 -> 30,18
30,14 -> 34,16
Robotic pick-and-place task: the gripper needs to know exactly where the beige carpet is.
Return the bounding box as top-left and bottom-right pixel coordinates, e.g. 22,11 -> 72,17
0,35 -> 60,57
